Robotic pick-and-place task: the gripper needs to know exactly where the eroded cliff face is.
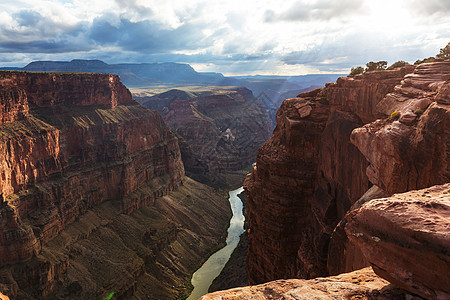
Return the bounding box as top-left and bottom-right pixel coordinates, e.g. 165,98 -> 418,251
139,87 -> 271,186
244,61 -> 449,285
244,66 -> 414,283
0,71 -> 228,299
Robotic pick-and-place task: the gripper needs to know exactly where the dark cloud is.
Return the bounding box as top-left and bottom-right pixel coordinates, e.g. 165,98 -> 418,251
264,0 -> 366,23
0,40 -> 90,53
88,15 -> 213,52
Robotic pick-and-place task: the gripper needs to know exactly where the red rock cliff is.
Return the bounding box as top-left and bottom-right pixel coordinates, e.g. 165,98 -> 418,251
244,61 -> 449,284
0,72 -> 134,108
0,71 -> 184,270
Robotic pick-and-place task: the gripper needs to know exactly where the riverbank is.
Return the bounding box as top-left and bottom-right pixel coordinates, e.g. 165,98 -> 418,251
186,187 -> 245,299
209,191 -> 249,292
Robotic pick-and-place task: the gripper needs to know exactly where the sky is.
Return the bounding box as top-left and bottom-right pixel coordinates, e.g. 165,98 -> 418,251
0,0 -> 449,75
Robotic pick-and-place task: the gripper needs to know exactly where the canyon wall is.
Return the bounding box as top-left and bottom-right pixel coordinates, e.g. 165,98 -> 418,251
0,71 -> 230,299
139,87 -> 271,186
244,60 -> 449,285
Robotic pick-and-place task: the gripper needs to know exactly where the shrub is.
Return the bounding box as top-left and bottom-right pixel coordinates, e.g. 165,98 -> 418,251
390,111 -> 400,120
366,61 -> 387,72
414,107 -> 423,116
415,57 -> 436,65
350,66 -> 364,75
387,61 -> 409,70
436,42 -> 450,58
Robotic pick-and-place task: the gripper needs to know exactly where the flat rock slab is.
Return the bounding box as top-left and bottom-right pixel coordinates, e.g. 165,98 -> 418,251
346,183 -> 450,300
200,267 -> 421,299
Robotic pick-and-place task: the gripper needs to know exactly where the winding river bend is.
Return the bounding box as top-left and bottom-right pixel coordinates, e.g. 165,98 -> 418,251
187,187 -> 245,300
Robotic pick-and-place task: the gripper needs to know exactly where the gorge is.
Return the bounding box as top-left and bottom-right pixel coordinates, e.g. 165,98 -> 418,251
0,71 -> 267,299
202,59 -> 449,299
0,57 -> 449,300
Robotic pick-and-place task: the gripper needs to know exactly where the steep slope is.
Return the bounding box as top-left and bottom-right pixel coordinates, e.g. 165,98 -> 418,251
244,59 -> 450,285
0,71 -> 230,299
244,65 -> 415,283
141,87 -> 271,187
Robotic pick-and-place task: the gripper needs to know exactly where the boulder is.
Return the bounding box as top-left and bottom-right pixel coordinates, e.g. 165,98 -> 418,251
345,183 -> 450,299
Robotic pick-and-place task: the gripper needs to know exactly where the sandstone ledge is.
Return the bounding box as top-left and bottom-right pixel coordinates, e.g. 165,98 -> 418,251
200,267 -> 422,299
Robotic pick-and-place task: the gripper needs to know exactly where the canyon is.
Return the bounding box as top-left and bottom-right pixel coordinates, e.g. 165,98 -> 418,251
202,59 -> 449,298
0,71 -> 236,299
0,57 -> 448,300
136,87 -> 271,186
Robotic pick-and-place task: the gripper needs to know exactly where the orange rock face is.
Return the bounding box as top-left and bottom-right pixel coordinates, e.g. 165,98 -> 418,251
200,267 -> 420,299
244,66 -> 413,284
345,184 -> 450,300
0,87 -> 29,124
0,72 -> 184,269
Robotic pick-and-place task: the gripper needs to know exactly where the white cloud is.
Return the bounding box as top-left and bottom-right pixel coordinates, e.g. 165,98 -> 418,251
0,0 -> 448,74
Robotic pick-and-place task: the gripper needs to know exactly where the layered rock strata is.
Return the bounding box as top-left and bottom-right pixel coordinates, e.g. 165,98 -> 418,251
200,267 -> 422,299
244,66 -> 415,283
245,60 -> 449,288
345,184 -> 450,300
1,177 -> 231,299
0,71 -> 232,298
352,61 -> 450,194
139,87 -> 271,186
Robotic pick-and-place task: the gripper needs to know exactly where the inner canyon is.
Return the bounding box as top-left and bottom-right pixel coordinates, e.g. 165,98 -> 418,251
0,56 -> 449,300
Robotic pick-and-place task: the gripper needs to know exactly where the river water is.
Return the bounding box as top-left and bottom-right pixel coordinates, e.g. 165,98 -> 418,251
187,186 -> 245,300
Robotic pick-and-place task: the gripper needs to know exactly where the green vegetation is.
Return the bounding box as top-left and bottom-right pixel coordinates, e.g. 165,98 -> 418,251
436,42 -> 450,58
349,60 -> 409,76
414,107 -> 423,116
390,110 -> 400,120
350,66 -> 364,76
365,61 -> 387,72
415,42 -> 449,65
387,60 -> 409,70
103,292 -> 115,300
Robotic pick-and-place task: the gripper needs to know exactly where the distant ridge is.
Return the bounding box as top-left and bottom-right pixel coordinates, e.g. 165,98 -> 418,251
0,59 -> 345,123
6,59 -> 228,87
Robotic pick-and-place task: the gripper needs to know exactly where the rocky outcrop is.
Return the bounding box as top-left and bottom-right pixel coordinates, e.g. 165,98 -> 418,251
0,87 -> 28,124
244,66 -> 414,284
0,71 -> 232,299
200,267 -> 421,299
0,71 -> 134,108
245,98 -> 330,283
352,61 -> 450,194
345,184 -> 450,300
138,87 -> 271,186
